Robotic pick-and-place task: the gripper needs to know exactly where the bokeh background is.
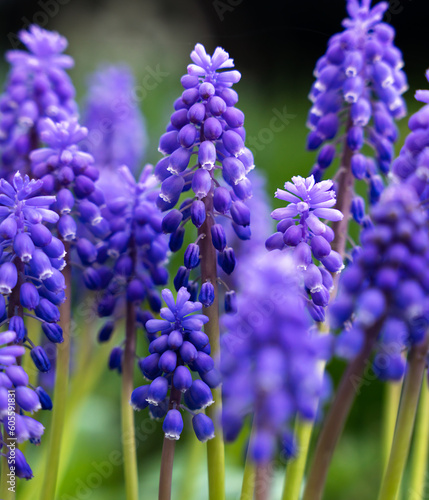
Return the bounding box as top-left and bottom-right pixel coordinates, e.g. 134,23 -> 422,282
1,0 -> 428,498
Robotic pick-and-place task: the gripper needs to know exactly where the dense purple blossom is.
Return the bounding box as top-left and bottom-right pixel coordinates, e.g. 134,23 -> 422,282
392,69 -> 429,201
221,251 -> 329,463
307,0 -> 407,205
131,287 -> 218,441
329,184 -> 429,380
265,175 -> 343,320
0,25 -> 77,180
79,165 -> 169,361
156,43 -> 252,301
82,65 -> 147,198
0,330 -> 52,479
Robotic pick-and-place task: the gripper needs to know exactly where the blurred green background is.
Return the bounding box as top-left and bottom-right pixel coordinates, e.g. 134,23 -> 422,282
0,0 -> 427,498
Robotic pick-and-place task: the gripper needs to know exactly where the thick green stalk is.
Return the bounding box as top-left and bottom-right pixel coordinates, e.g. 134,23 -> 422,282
254,464 -> 271,500
303,319 -> 384,500
330,117 -> 355,261
159,386 -> 182,500
198,188 -> 225,500
378,334 -> 429,500
178,431 -> 205,500
282,321 -> 329,500
40,248 -> 71,500
121,300 -> 139,500
381,381 -> 403,473
22,320 -> 41,387
409,377 -> 429,499
240,453 -> 255,500
282,419 -> 314,500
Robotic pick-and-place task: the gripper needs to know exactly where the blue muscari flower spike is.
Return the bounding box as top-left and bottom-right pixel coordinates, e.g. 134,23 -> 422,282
0,172 -> 65,341
80,164 -> 169,365
221,251 -> 329,463
0,330 -> 52,479
265,175 -> 344,320
330,184 -> 429,381
131,287 -> 218,442
392,69 -> 429,201
0,25 -> 77,180
82,65 -> 147,178
156,43 -> 253,302
307,0 -> 407,204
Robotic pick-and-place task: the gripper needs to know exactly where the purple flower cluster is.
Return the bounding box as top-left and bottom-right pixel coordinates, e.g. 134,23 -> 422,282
265,175 -> 343,321
219,170 -> 274,313
392,70 -> 429,200
0,330 -> 53,479
330,184 -> 429,380
82,65 -> 147,197
157,43 -> 253,300
131,287 -> 217,442
0,172 -> 65,352
29,118 -> 106,244
80,165 -> 169,356
307,0 -> 407,204
0,25 -> 77,180
221,251 -> 328,463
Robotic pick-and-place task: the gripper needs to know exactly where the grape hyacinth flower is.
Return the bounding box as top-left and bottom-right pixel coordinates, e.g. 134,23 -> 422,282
82,65 -> 147,198
392,69 -> 429,201
80,165 -> 169,368
157,43 -> 253,300
0,25 -> 77,180
221,251 -> 328,463
307,0 -> 407,190
265,175 -> 343,320
131,287 -> 217,442
330,184 -> 429,380
218,171 -> 274,313
0,330 -> 52,480
30,117 -> 108,244
0,172 -> 65,354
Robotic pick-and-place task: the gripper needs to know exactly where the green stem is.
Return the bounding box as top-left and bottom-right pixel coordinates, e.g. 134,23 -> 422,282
40,247 -> 71,500
178,431 -> 205,500
409,376 -> 429,499
378,334 -> 429,500
22,319 -> 41,387
159,387 -> 182,500
121,300 -> 139,500
254,464 -> 271,500
198,188 -> 225,500
381,381 -> 403,473
282,321 -> 329,500
303,319 -> 384,500
240,429 -> 256,500
282,419 -> 314,500
330,116 -> 355,261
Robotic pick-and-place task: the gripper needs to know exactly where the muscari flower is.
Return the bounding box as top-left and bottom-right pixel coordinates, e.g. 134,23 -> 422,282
307,0 -> 407,206
131,287 -> 217,442
221,251 -> 329,463
0,25 -> 77,180
329,184 -> 429,380
392,69 -> 429,201
0,172 -> 65,353
79,165 -> 169,363
265,175 -> 343,320
156,43 -> 253,301
0,330 -> 52,480
82,65 -> 147,181
30,117 -> 108,243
